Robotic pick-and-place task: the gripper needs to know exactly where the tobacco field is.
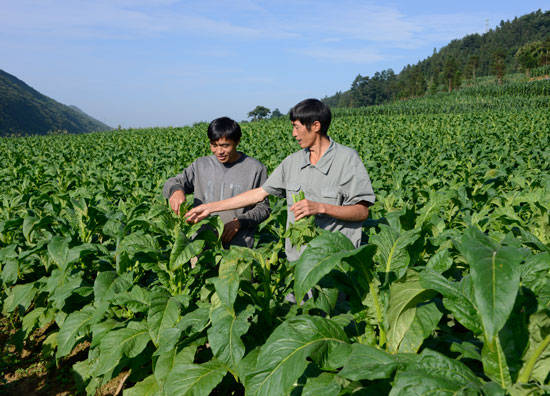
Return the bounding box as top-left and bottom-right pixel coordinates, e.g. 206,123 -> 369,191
1,80 -> 550,395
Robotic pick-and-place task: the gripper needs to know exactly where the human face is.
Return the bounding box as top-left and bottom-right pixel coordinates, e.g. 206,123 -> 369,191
210,137 -> 240,164
291,120 -> 317,149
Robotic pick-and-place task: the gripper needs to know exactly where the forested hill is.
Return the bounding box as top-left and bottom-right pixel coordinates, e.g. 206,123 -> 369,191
323,9 -> 550,108
0,69 -> 111,136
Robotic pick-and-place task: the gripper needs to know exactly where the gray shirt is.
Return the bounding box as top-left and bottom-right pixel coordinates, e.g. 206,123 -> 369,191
262,138 -> 375,261
163,153 -> 270,248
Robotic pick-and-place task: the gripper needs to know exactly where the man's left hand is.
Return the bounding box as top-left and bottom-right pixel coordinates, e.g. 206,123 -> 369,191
290,199 -> 323,221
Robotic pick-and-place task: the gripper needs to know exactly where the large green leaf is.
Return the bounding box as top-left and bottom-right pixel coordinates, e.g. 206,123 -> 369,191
482,335 -> 513,388
0,245 -> 18,285
293,231 -> 355,305
389,349 -> 482,396
93,321 -> 151,376
163,359 -> 227,396
147,292 -> 182,347
93,271 -> 133,307
371,224 -> 420,284
48,236 -> 71,270
301,373 -> 341,396
57,305 -> 95,358
338,343 -> 400,381
154,343 -> 199,385
169,231 -> 205,271
460,227 -> 529,343
207,304 -> 254,371
419,268 -> 482,334
521,252 -> 550,310
245,315 -> 350,396
122,374 -> 160,396
398,301 -> 443,353
2,282 -> 37,315
386,271 -> 436,352
211,247 -> 253,307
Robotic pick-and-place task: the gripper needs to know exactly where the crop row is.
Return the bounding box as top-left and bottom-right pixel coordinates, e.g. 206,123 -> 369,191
1,84 -> 550,395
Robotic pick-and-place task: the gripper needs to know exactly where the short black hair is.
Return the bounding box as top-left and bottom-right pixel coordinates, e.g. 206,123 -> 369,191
207,117 -> 242,142
289,99 -> 332,136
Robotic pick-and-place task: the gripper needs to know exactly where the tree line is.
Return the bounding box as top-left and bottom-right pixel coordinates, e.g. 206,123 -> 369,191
322,9 -> 550,108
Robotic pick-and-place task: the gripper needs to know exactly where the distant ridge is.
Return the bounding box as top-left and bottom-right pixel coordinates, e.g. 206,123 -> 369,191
323,9 -> 550,108
0,69 -> 111,136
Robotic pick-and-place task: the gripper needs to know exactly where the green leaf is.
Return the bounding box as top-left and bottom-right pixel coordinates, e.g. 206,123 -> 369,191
521,252 -> 550,310
211,247 -> 253,307
371,224 -> 420,284
1,259 -> 18,286
450,342 -> 482,362
293,231 -> 355,304
154,343 -> 199,385
245,315 -> 350,396
398,301 -> 443,353
415,191 -> 453,229
419,269 -> 482,334
154,328 -> 184,355
177,305 -> 210,334
0,246 -> 19,286
113,285 -> 153,313
93,271 -> 133,307
460,227 -> 528,343
122,374 -> 160,396
170,231 -> 205,271
339,343 -> 400,381
163,359 -> 227,396
48,236 -> 70,269
147,292 -> 182,347
426,249 -> 453,273
49,273 -> 84,310
389,349 -> 482,396
518,310 -> 550,384
301,373 -> 340,396
386,271 -> 436,353
2,282 -> 37,315
57,305 -> 95,358
207,305 -> 255,371
93,321 -> 151,376
482,335 -> 513,388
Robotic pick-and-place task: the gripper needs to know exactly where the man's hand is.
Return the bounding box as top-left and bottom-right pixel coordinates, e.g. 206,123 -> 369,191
221,218 -> 240,243
290,199 -> 323,221
169,190 -> 186,215
185,204 -> 212,223
290,199 -> 370,222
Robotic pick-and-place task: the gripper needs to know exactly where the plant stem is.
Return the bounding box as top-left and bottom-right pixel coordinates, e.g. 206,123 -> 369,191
518,333 -> 550,383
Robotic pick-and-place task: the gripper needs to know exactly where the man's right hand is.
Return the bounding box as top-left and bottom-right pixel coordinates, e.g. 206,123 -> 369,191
169,190 -> 186,215
185,204 -> 212,223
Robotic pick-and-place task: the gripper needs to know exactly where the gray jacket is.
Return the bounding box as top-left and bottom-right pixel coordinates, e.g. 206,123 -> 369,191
163,153 -> 270,248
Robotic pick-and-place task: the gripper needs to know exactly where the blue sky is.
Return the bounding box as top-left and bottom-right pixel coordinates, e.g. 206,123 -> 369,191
1,1 -> 548,129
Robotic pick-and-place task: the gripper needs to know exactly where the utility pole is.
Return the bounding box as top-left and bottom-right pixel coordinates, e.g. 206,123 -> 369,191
485,18 -> 489,33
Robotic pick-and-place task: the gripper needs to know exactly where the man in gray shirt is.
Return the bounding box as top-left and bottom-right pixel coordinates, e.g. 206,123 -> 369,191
163,117 -> 270,248
185,100 -> 375,260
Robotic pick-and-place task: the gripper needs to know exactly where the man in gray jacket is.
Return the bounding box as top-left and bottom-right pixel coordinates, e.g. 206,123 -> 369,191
163,117 -> 270,248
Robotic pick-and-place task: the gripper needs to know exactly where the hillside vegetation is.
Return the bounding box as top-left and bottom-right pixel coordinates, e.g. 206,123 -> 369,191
324,9 -> 550,108
0,69 -> 111,136
1,77 -> 549,395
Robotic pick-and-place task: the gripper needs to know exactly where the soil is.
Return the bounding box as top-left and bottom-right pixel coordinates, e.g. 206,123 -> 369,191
0,317 -> 127,396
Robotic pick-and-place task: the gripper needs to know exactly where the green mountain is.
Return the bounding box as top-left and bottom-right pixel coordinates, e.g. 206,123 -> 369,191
323,9 -> 550,108
0,69 -> 111,136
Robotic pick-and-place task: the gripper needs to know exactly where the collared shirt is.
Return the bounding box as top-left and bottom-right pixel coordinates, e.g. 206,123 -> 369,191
263,137 -> 375,260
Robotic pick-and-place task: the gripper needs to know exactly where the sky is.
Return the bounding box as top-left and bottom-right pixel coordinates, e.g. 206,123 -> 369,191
1,1 -> 548,129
